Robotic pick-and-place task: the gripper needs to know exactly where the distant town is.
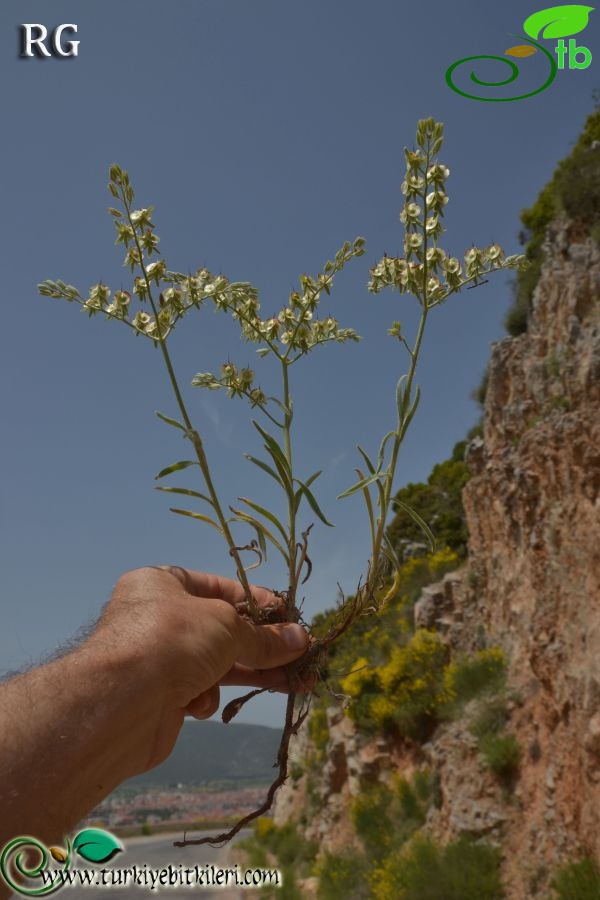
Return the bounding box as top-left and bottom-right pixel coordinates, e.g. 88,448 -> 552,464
80,783 -> 270,834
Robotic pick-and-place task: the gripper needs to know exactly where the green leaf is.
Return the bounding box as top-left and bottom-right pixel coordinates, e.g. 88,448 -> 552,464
357,445 -> 376,475
378,430 -> 397,470
239,497 -> 289,542
382,531 -> 402,573
294,478 -> 334,526
394,499 -> 436,551
252,421 -> 292,481
155,485 -> 213,506
155,410 -> 186,431
337,472 -> 385,500
155,460 -> 198,480
230,507 -> 290,563
401,384 -> 421,430
523,4 -> 593,39
355,467 -> 376,549
252,522 -> 268,560
73,829 -> 123,864
293,469 -> 322,514
396,374 -> 409,419
244,453 -> 285,488
169,507 -> 223,535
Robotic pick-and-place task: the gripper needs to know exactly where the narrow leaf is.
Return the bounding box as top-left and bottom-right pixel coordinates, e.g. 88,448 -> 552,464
355,467 -> 376,549
169,507 -> 223,535
230,508 -> 289,563
378,430 -> 397,470
244,453 -> 285,488
294,478 -> 334,526
396,373 -> 409,419
382,531 -> 403,573
394,499 -> 436,551
252,421 -> 292,481
402,384 -> 421,430
338,471 -> 385,500
239,497 -> 288,542
252,524 -> 268,560
523,4 -> 593,40
155,410 -> 186,431
155,460 -> 197,480
293,469 -> 322,515
155,485 -> 213,506
357,445 -> 376,475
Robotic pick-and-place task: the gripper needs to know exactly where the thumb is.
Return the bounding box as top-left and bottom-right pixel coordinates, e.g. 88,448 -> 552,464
233,619 -> 309,669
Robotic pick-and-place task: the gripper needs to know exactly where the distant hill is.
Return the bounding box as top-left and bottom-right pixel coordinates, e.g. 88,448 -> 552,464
124,720 -> 281,787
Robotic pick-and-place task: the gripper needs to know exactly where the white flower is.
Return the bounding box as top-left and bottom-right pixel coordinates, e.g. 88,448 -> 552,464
444,257 -> 461,275
426,247 -> 447,264
406,233 -> 423,250
427,164 -> 450,182
485,243 -> 504,262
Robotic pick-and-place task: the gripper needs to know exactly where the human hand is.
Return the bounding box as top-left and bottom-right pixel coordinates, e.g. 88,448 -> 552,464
89,565 -> 310,775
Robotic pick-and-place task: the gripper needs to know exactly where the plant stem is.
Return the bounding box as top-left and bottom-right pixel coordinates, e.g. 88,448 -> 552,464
367,141 -> 432,596
122,191 -> 258,614
281,358 -> 297,618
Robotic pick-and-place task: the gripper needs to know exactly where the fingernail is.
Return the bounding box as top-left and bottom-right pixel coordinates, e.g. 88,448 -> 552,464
282,624 -> 308,652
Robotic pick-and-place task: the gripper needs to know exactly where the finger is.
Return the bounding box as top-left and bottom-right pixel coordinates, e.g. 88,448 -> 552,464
155,566 -> 282,612
186,684 -> 220,720
221,663 -> 317,693
220,663 -> 289,692
232,619 -> 309,670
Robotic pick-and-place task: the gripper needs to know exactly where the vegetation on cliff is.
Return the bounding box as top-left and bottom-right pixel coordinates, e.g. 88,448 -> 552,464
505,104 -> 600,337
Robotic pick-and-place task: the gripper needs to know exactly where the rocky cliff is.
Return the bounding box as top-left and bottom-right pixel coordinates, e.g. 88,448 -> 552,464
270,214 -> 600,897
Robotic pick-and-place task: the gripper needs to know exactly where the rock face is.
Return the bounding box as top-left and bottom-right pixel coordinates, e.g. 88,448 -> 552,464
459,218 -> 600,895
273,218 -> 600,897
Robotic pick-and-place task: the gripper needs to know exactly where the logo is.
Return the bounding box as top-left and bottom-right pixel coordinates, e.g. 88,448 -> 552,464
0,828 -> 122,896
446,4 -> 593,101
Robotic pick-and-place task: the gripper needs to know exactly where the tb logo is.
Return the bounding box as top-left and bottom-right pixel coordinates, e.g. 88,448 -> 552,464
20,24 -> 79,58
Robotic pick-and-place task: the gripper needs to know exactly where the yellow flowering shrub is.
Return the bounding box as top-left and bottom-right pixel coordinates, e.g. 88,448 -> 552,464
340,630 -> 449,738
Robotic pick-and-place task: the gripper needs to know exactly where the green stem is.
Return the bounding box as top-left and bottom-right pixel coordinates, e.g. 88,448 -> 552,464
281,358 -> 297,618
367,140 -> 433,595
121,190 -> 257,613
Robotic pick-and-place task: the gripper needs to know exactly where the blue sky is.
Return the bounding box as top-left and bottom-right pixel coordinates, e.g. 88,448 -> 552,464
1,0 -> 597,727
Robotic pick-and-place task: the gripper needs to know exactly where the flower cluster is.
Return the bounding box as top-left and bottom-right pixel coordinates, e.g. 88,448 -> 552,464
40,165 -> 366,357
192,364 -> 268,408
367,117 -> 528,314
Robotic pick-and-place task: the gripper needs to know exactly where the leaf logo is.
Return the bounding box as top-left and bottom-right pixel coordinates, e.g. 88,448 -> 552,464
73,828 -> 123,864
505,45 -> 539,56
523,4 -> 594,39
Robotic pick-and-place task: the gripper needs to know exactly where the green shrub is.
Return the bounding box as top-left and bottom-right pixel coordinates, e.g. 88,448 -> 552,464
473,367 -> 490,407
444,647 -> 506,705
506,107 -> 600,334
371,835 -> 504,899
550,856 -> 600,899
504,292 -> 530,336
351,773 -> 432,860
480,733 -> 521,780
470,695 -> 509,740
317,852 -> 371,900
386,443 -> 470,562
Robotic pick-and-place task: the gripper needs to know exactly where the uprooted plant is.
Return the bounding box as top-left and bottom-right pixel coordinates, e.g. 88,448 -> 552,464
39,117 -> 526,847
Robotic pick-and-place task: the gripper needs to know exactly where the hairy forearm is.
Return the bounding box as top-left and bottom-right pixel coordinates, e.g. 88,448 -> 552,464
0,632 -> 162,849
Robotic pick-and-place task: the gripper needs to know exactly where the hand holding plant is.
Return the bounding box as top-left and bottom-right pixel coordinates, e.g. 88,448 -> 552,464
39,117 -> 526,845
